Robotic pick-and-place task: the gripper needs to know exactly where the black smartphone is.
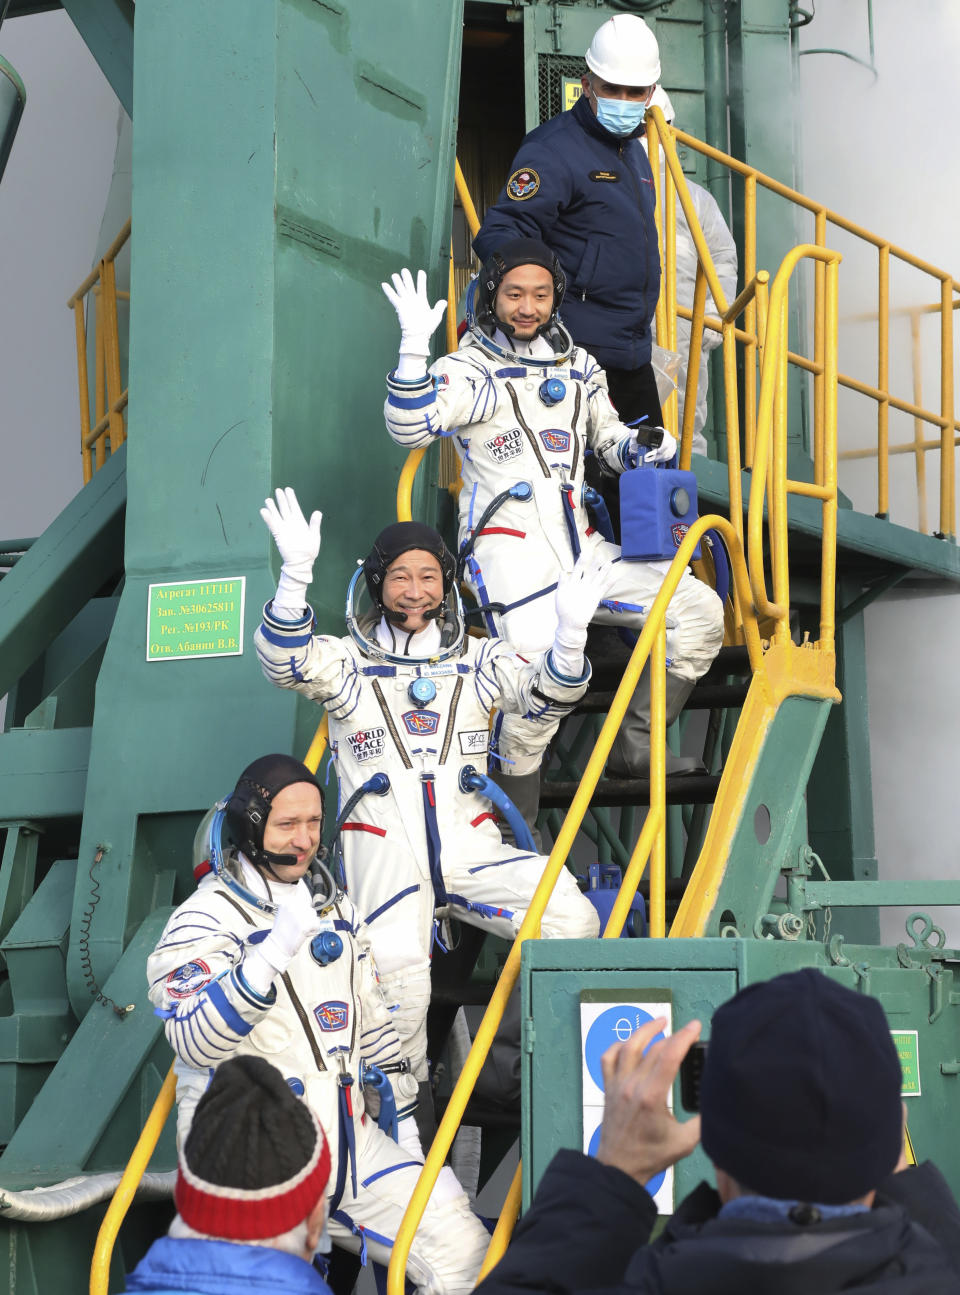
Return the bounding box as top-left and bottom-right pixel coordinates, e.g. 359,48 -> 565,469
679,1040 -> 708,1112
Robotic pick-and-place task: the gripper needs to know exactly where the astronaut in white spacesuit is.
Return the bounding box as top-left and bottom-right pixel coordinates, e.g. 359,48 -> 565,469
381,239 -> 724,784
254,502 -> 602,1092
646,87 -> 738,457
147,753 -> 490,1294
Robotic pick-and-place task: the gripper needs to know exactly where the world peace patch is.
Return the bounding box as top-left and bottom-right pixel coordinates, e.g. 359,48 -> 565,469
507,167 -> 540,201
166,959 -> 212,1000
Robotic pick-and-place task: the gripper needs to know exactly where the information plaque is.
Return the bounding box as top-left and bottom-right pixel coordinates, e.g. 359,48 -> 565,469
147,577 -> 245,661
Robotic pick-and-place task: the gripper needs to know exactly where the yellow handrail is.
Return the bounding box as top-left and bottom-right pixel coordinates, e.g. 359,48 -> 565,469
69,220 -> 131,483
90,1066 -> 177,1295
648,109 -> 959,538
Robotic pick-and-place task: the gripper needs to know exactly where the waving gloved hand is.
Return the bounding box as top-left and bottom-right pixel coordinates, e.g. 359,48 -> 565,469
260,487 -> 322,617
629,425 -> 678,466
551,552 -> 612,678
381,268 -> 447,379
242,882 -> 323,996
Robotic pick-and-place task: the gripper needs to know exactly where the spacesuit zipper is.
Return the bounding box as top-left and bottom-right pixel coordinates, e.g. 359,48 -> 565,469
505,382 -> 551,477
570,386 -> 582,478
280,971 -> 327,1072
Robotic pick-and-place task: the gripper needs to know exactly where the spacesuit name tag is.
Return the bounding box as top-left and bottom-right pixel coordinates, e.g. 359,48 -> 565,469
543,367 -> 568,380
459,730 -> 489,756
418,663 -> 457,678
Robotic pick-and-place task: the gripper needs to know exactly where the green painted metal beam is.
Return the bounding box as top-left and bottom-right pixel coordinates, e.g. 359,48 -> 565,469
694,455 -> 960,582
798,881 -> 960,908
0,445 -> 125,702
60,0 -> 133,116
0,908 -> 169,1187
0,728 -> 90,819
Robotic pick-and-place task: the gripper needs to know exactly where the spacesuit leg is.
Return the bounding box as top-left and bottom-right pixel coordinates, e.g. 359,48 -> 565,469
359,887 -> 435,1084
592,542 -> 724,776
329,1118 -> 489,1295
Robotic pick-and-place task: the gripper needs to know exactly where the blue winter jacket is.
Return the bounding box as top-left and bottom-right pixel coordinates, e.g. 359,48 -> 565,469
125,1235 -> 333,1294
474,95 -> 661,372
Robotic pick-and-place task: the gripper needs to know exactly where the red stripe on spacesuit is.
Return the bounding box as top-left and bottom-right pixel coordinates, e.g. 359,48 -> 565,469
585,526 -> 596,536
470,812 -> 497,828
475,527 -> 526,539
341,822 -> 386,837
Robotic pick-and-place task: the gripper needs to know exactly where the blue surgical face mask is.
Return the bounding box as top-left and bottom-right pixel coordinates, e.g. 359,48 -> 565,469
593,93 -> 647,138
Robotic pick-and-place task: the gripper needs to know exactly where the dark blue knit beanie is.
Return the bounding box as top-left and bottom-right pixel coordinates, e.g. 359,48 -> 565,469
700,969 -> 903,1204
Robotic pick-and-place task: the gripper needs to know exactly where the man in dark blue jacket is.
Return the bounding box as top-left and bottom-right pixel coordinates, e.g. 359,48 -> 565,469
474,13 -> 664,432
475,970 -> 960,1295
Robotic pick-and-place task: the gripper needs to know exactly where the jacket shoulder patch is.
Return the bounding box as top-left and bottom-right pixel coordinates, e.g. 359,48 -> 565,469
507,168 -> 540,201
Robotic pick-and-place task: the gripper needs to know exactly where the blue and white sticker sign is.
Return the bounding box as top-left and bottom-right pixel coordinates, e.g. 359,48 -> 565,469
581,999 -> 674,1213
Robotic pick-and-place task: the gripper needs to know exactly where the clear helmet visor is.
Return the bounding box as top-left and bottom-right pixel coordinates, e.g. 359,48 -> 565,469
344,566 -> 465,665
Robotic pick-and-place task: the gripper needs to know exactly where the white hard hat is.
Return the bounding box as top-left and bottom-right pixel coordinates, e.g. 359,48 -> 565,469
650,85 -> 675,123
585,14 -> 661,88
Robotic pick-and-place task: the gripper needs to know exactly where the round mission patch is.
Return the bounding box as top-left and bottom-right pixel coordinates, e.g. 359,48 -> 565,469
507,167 -> 540,201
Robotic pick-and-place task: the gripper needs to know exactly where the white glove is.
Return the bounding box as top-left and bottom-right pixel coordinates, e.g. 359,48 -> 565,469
396,1114 -> 425,1161
552,552 -> 611,678
381,268 -> 447,380
259,487 -> 322,617
242,882 -> 322,996
629,426 -> 678,466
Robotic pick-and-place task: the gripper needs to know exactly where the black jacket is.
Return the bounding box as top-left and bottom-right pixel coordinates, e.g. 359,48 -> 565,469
476,1150 -> 960,1295
474,96 -> 660,373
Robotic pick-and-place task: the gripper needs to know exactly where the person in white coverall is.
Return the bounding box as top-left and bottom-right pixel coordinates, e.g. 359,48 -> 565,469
253,502 -> 602,1098
381,238 -> 724,789
147,753 -> 490,1294
646,87 -> 738,457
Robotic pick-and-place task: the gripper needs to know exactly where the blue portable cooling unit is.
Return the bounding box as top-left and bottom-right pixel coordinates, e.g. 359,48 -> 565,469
619,459 -> 701,562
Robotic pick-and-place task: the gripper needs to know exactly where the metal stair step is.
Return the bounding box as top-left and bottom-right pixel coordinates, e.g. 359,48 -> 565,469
540,773 -> 722,809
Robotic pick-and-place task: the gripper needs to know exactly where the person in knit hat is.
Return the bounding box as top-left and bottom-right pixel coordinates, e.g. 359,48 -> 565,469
472,969 -> 960,1295
125,1055 -> 333,1293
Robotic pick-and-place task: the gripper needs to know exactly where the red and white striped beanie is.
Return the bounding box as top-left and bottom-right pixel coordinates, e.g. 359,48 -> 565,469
175,1056 -> 331,1241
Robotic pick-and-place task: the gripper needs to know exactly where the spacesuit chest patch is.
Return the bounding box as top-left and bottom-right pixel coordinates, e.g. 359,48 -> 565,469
402,710 -> 440,736
459,730 -> 489,756
484,427 -> 523,463
539,428 -> 571,453
314,1000 -> 349,1032
165,959 -> 212,1000
346,727 -> 386,762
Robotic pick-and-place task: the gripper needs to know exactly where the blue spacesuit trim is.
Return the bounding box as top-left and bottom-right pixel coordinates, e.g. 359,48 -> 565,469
560,484 -> 581,560
360,1161 -> 421,1189
262,600 -> 313,631
360,666 -> 397,677
386,369 -> 432,388
493,367 -> 527,378
365,885 -> 420,926
467,854 -> 536,875
545,650 -> 590,686
500,582 -> 558,614
206,978 -> 253,1036
232,965 -> 277,1009
420,775 -> 447,906
599,598 -> 645,615
386,389 -> 439,411
258,620 -> 314,649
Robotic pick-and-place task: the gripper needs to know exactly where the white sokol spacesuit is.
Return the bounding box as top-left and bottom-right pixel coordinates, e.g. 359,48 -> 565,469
646,88 -> 738,457
254,511 -> 601,1083
147,757 -> 489,1295
381,245 -> 724,776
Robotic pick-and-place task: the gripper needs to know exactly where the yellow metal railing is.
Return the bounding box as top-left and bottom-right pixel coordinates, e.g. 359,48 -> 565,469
647,109 -> 958,538
69,220 -> 131,485
90,718 -> 330,1295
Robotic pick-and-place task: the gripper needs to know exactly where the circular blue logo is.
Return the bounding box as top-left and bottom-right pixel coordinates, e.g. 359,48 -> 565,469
584,1005 -> 666,1091
586,1120 -> 665,1198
